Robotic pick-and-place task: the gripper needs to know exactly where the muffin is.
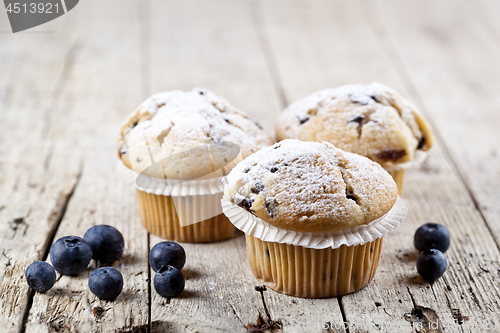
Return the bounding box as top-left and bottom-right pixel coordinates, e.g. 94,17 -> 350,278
222,139 -> 407,297
275,83 -> 433,193
117,88 -> 274,242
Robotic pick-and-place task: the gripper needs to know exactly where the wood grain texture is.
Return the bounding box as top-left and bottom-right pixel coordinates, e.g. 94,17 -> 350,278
147,1 -> 345,331
0,0 -> 499,332
148,0 -> 282,136
24,1 -> 150,332
0,15 -> 81,333
258,0 -> 500,331
366,0 -> 500,249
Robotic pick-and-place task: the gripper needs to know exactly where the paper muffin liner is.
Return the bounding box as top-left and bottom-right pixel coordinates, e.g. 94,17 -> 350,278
246,234 -> 383,297
117,161 -> 225,196
222,196 -> 404,297
387,170 -> 406,194
117,161 -> 240,242
136,189 -> 241,242
221,196 -> 407,249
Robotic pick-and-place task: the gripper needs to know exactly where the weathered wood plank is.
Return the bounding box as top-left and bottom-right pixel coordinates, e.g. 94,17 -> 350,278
258,0 -> 500,332
149,0 -> 282,136
367,0 -> 500,247
0,16 -> 81,333
2,0 -> 499,332
148,1 -> 345,332
149,235 -> 261,333
24,1 -> 150,332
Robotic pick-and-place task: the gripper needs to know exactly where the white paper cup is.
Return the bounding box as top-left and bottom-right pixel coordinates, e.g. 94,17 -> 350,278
118,162 -> 242,243
222,197 -> 407,297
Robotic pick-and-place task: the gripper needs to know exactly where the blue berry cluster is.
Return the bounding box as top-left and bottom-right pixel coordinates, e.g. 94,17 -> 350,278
26,227 -> 188,301
25,225 -> 125,300
414,223 -> 450,282
150,241 -> 186,298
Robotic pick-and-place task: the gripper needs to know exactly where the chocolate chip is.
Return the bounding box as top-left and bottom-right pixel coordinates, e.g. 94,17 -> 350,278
349,113 -> 374,136
350,115 -> 364,124
265,198 -> 278,218
297,116 -> 309,125
348,92 -> 374,105
119,142 -> 128,155
417,137 -> 426,150
131,121 -> 138,129
211,134 -> 222,143
369,94 -> 380,103
237,198 -> 254,211
251,182 -> 264,194
346,186 -> 358,204
248,117 -> 263,129
376,149 -> 406,161
224,119 -> 230,124
199,91 -> 204,95
244,167 -> 251,173
270,167 -> 278,173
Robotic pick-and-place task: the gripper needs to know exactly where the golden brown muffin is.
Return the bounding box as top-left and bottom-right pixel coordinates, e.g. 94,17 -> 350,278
222,139 -> 405,297
118,87 -> 274,179
223,139 -> 398,233
117,88 -> 274,243
275,83 -> 433,170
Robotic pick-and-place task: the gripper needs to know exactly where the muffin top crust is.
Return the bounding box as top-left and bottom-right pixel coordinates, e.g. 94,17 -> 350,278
117,88 -> 274,179
223,139 -> 398,233
275,83 -> 433,169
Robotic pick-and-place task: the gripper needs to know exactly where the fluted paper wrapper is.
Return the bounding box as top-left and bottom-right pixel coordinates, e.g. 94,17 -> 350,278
117,161 -> 225,195
245,234 -> 383,297
118,162 -> 240,242
221,196 -> 407,249
222,196 -> 407,297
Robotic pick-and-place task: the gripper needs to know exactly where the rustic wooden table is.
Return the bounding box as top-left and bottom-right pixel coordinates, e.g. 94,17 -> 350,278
1,0 -> 500,332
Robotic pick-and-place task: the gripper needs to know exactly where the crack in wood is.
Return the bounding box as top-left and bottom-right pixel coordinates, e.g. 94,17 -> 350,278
225,299 -> 245,328
43,142 -> 54,172
337,296 -> 350,333
2,250 -> 12,267
147,233 -> 152,333
41,42 -> 81,139
139,0 -> 151,101
249,0 -> 288,108
20,166 -> 83,333
405,287 -> 443,333
250,285 -> 282,332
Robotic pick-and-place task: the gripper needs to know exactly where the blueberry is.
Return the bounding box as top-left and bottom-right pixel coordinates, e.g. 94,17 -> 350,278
83,225 -> 125,264
414,223 -> 450,253
88,267 -> 124,300
153,265 -> 185,298
416,249 -> 447,282
50,236 -> 93,275
25,261 -> 56,293
149,241 -> 186,272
